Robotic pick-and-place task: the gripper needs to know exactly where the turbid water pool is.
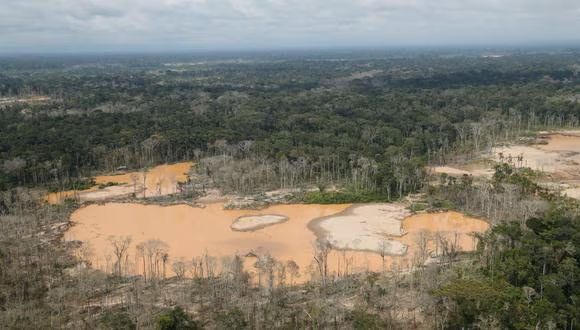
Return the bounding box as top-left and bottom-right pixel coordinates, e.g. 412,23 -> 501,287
67,202 -> 489,283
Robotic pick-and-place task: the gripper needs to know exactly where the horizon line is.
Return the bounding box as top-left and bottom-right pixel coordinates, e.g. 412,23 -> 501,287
2,41 -> 580,57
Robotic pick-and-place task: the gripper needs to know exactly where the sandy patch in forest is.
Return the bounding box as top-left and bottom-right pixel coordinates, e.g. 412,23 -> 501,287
492,145 -> 562,172
77,185 -> 137,201
492,133 -> 580,180
231,215 -> 288,231
431,131 -> 580,192
46,162 -> 193,204
563,187 -> 580,199
45,185 -> 135,204
429,166 -> 472,176
428,162 -> 495,178
309,204 -> 411,255
94,162 -> 192,192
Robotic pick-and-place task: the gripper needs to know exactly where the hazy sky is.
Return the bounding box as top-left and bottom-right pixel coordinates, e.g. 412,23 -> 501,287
1,0 -> 580,53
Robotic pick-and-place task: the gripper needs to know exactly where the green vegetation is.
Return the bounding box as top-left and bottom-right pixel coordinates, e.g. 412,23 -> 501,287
101,311 -> 137,330
436,205 -> 580,328
302,190 -> 390,204
2,50 -> 579,197
156,307 -> 198,330
97,181 -> 123,189
47,178 -> 95,193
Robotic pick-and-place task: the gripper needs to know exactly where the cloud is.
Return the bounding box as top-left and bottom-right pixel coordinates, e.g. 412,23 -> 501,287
0,0 -> 579,52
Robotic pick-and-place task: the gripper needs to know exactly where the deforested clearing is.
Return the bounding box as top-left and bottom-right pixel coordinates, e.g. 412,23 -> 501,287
46,162 -> 193,204
433,131 -> 580,199
493,132 -> 580,178
309,204 -> 411,255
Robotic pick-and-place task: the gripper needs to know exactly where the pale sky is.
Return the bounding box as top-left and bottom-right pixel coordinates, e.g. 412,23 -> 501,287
1,0 -> 580,53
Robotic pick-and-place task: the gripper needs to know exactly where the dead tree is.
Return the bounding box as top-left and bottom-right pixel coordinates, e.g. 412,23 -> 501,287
108,235 -> 132,276
313,239 -> 332,286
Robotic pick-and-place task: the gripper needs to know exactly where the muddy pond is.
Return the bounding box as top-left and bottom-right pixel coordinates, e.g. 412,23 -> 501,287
67,202 -> 489,283
47,162 -> 193,204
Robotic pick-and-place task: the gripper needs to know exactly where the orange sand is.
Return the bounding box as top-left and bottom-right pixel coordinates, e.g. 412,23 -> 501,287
46,162 -> 193,204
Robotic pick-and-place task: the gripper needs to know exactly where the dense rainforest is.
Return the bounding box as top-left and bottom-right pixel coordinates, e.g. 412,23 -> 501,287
1,48 -> 580,328
1,49 -> 580,194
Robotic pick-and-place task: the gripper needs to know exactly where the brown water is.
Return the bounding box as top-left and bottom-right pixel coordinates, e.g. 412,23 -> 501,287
46,162 -> 193,204
67,203 -> 489,283
399,212 -> 489,264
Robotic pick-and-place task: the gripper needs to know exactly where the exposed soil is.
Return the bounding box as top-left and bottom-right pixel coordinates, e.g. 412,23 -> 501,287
432,131 -> 580,198
231,215 -> 289,231
309,204 -> 411,255
46,162 -> 193,204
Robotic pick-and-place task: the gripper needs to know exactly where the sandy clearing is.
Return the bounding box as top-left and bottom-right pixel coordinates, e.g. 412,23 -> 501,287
309,204 -> 411,255
430,131 -> 580,182
78,185 -> 137,201
428,162 -> 495,178
536,133 -> 580,152
563,187 -> 580,199
46,162 -> 193,204
231,215 -> 288,231
94,162 -> 193,196
492,145 -> 562,172
428,166 -> 473,177
492,133 -> 580,180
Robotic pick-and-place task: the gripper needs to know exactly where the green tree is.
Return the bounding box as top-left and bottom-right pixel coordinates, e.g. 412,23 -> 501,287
156,307 -> 198,330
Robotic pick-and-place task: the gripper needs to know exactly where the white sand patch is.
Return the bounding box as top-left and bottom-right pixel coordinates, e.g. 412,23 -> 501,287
311,204 -> 411,255
231,215 -> 288,231
428,164 -> 494,178
563,187 -> 580,200
45,185 -> 137,204
78,185 -> 136,202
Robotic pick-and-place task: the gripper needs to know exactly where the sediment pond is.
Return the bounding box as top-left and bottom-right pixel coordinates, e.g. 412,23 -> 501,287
67,202 -> 489,283
47,162 -> 193,204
